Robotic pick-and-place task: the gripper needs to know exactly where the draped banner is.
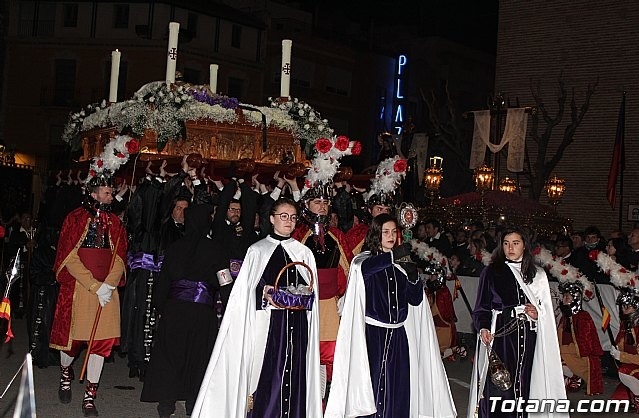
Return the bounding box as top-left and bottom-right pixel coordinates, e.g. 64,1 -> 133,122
469,108 -> 528,172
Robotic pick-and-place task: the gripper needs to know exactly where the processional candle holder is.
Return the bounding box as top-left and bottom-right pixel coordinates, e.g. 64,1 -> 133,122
424,156 -> 443,205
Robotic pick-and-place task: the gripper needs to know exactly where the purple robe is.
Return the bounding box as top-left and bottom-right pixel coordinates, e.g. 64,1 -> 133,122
360,252 -> 423,418
473,264 -> 537,418
248,243 -> 308,418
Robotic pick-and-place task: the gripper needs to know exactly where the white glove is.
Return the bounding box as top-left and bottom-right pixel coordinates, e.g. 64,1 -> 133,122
610,346 -> 621,361
96,283 -> 115,307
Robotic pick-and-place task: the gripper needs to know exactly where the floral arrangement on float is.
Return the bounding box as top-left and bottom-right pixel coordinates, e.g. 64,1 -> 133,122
589,249 -> 639,289
303,135 -> 360,190
410,240 -> 451,278
62,81 -> 335,156
268,97 -> 334,156
86,135 -> 140,182
532,247 -> 594,300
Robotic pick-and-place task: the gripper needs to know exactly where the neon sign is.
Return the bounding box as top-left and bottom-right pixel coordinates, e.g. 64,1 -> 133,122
392,55 -> 407,135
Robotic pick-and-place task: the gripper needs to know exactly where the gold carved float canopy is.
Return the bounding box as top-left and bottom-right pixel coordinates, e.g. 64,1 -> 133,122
79,118 -> 305,165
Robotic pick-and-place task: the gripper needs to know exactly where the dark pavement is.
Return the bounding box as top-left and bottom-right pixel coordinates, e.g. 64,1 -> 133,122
0,320 -> 630,417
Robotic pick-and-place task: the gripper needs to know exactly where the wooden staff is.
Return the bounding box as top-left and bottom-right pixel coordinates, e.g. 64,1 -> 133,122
79,223 -> 123,382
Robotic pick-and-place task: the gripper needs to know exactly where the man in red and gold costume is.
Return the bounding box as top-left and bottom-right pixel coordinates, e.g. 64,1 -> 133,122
611,287 -> 639,409
50,171 -> 127,417
346,199 -> 391,256
293,183 -> 352,403
557,281 -> 603,395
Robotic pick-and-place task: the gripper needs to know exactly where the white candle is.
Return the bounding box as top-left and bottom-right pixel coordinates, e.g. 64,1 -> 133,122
209,64 -> 219,93
280,39 -> 292,98
109,49 -> 121,103
165,22 -> 180,84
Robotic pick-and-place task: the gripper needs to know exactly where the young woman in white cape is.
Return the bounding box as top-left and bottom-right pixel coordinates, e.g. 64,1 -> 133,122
325,213 -> 456,418
468,227 -> 567,418
191,197 -> 322,418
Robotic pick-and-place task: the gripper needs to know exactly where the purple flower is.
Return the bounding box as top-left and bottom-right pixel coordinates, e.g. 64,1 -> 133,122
190,90 -> 239,109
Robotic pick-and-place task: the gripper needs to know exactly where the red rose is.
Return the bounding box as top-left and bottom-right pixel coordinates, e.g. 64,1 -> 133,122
89,169 -> 97,177
315,138 -> 332,154
393,159 -> 407,173
585,289 -> 593,299
351,141 -> 362,156
126,139 -> 140,154
117,152 -> 125,158
588,250 -> 599,261
97,159 -> 103,168
620,268 -> 627,273
335,135 -> 349,151
561,269 -> 568,275
630,279 -> 636,287
304,179 -> 312,188
531,247 -> 541,256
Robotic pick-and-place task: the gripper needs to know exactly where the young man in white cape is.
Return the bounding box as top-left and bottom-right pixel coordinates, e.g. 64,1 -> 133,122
190,231 -> 322,417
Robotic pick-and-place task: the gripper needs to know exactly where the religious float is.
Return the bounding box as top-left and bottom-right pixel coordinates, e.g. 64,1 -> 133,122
61,26 -> 345,181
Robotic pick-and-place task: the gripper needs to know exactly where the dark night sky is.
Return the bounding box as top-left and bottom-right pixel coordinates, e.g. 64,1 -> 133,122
290,0 -> 499,53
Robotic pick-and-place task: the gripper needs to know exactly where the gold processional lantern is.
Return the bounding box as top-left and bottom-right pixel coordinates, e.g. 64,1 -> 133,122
545,176 -> 566,208
498,177 -> 518,194
474,164 -> 494,192
424,156 -> 443,204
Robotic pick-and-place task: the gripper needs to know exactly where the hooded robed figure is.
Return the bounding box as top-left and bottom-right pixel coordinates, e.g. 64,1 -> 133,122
140,203 -> 231,417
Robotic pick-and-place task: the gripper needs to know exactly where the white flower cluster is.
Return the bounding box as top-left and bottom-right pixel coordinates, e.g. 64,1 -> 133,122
268,97 -> 334,155
592,250 -> 639,289
534,247 -> 594,299
62,100 -> 109,145
411,239 -> 452,278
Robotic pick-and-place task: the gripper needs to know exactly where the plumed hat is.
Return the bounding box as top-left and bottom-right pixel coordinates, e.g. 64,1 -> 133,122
365,156 -> 407,207
301,135 -> 361,201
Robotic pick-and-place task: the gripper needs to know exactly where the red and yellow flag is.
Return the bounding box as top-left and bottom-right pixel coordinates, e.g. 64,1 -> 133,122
453,276 -> 462,301
0,296 -> 14,343
601,305 -> 611,332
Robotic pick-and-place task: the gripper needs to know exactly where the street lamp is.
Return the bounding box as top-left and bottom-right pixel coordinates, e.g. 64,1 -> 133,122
424,156 -> 443,204
545,176 -> 566,208
474,164 -> 494,192
499,177 -> 518,194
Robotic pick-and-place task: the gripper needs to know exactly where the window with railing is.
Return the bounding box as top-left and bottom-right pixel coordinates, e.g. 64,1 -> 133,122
54,59 -> 77,106
228,77 -> 244,100
18,3 -> 34,37
37,3 -> 56,36
231,24 -> 242,48
188,13 -> 198,37
63,3 -> 78,28
113,4 -> 129,29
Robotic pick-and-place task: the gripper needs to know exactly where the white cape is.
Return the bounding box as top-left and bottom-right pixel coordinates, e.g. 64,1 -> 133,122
325,252 -> 457,418
467,267 -> 568,418
191,236 -> 322,418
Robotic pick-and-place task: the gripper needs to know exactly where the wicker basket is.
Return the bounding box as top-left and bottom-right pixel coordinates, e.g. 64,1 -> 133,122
267,261 -> 315,310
